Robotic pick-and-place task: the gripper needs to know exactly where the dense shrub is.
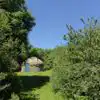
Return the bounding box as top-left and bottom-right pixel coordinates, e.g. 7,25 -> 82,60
43,46 -> 68,70
20,91 -> 38,100
52,62 -> 100,99
52,18 -> 100,99
10,93 -> 20,100
43,49 -> 54,70
0,73 -> 22,100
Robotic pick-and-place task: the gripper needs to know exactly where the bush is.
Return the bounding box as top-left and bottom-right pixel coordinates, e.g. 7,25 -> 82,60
9,93 -> 20,100
20,91 -> 39,100
51,18 -> 100,99
0,73 -> 22,100
43,49 -> 55,70
43,46 -> 68,70
52,62 -> 100,99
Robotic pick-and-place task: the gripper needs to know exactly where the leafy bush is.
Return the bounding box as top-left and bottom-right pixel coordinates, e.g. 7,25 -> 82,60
9,93 -> 20,100
20,91 -> 39,100
52,62 -> 100,99
43,46 -> 67,70
0,73 -> 22,100
43,49 -> 54,70
29,48 -> 45,60
52,18 -> 100,99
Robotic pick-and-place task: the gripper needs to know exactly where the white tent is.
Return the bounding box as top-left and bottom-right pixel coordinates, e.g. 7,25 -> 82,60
26,57 -> 43,66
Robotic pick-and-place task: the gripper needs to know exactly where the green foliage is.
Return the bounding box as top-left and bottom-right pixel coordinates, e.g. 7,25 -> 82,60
0,73 -> 22,100
0,0 -> 35,72
0,0 -> 36,99
10,93 -> 20,100
29,47 -> 54,70
18,70 -> 63,100
52,18 -> 100,99
29,47 -> 45,60
42,49 -> 53,70
0,0 -> 25,12
52,63 -> 100,99
20,92 -> 38,100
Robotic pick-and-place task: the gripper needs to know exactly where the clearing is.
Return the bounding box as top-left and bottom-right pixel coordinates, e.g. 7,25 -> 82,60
17,70 -> 63,100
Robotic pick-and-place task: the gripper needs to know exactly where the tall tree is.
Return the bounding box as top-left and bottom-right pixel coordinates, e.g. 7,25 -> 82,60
0,0 -> 36,99
0,0 -> 25,12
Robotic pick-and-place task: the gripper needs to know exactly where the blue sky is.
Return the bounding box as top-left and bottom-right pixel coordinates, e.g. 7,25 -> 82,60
26,0 -> 100,49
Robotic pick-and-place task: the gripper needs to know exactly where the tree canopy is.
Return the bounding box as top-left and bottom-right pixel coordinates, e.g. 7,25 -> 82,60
0,0 -> 36,99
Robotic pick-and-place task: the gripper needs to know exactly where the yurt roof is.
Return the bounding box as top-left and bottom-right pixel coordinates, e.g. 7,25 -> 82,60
26,57 -> 43,66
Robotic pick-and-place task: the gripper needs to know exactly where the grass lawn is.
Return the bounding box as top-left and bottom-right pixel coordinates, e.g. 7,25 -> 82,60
17,70 -> 63,100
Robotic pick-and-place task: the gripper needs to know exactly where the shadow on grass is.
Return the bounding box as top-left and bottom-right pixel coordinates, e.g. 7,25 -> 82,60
19,75 -> 50,92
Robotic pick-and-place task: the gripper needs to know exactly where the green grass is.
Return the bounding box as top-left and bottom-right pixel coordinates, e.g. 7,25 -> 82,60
35,83 -> 63,100
17,70 -> 63,100
17,70 -> 52,76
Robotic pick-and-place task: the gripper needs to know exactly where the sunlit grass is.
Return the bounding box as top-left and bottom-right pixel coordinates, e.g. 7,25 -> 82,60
17,70 -> 63,100
35,83 -> 63,100
17,69 -> 52,76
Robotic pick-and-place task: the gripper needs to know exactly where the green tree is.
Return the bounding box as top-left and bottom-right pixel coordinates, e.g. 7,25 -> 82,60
0,0 -> 36,99
0,0 -> 25,12
29,47 -> 45,60
43,46 -> 67,70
